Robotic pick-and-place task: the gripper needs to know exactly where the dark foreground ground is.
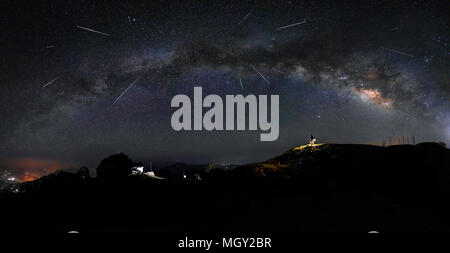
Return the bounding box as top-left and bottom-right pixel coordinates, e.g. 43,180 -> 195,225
0,143 -> 449,242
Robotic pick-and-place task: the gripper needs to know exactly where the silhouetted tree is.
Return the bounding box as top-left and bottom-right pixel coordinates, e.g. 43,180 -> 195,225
77,166 -> 90,180
96,153 -> 134,179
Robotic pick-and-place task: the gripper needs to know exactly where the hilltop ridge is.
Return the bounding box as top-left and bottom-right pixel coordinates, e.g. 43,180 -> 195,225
0,142 -> 449,233
232,143 -> 449,179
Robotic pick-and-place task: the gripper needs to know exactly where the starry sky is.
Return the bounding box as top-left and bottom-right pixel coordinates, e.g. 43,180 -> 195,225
0,0 -> 449,181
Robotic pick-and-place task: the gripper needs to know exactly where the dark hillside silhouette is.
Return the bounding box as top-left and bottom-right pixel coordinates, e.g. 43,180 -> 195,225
0,143 -> 449,234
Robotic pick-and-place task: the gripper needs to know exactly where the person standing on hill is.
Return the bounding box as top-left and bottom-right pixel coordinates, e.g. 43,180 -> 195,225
309,134 -> 316,146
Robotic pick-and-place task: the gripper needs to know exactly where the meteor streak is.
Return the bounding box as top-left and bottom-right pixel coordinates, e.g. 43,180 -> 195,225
238,74 -> 243,89
76,25 -> 110,36
275,19 -> 306,31
381,47 -> 414,58
42,75 -> 62,88
250,65 -> 271,85
113,69 -> 149,104
273,69 -> 283,74
238,11 -> 252,25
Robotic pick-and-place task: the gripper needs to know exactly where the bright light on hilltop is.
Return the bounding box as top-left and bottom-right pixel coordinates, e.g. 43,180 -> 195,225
293,143 -> 325,151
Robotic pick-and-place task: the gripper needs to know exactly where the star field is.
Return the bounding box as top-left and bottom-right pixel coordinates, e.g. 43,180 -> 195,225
0,0 -> 448,181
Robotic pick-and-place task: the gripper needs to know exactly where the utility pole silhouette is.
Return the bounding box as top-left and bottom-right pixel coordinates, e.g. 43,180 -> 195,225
412,136 -> 416,145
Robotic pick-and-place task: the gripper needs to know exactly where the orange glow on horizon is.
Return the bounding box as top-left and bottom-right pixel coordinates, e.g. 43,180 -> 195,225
2,158 -> 73,182
21,173 -> 40,182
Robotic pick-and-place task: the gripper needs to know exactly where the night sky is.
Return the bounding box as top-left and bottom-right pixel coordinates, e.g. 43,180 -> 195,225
0,0 -> 449,181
